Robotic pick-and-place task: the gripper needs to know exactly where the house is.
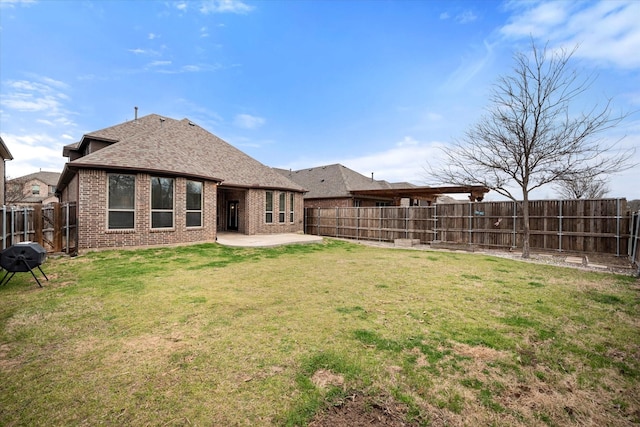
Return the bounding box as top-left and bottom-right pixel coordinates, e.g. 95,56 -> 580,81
5,171 -> 61,206
0,136 -> 13,205
57,114 -> 306,250
275,164 -> 488,208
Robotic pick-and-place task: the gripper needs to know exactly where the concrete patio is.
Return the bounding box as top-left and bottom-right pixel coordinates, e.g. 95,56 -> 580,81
216,232 -> 323,248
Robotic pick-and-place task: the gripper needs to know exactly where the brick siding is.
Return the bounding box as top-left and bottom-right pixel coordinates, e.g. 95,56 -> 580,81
75,170 -> 218,250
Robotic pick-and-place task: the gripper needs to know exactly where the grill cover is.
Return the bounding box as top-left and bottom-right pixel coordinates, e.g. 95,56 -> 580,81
1,242 -> 47,272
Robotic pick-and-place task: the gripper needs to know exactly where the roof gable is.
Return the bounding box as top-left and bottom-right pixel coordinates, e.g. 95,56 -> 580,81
65,116 -> 304,191
9,171 -> 61,186
276,164 -> 392,199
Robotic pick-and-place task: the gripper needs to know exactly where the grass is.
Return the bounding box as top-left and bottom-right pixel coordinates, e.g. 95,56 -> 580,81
1,239 -> 639,426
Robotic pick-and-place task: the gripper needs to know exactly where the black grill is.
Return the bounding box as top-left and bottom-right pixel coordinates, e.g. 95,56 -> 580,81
0,242 -> 48,288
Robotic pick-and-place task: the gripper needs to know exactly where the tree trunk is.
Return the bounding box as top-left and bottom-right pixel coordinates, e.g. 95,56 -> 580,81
521,195 -> 531,258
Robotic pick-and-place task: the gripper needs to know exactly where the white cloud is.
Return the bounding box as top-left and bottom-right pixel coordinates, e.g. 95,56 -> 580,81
199,0 -> 254,15
456,10 -> 477,24
233,113 -> 265,129
148,33 -> 158,40
2,133 -> 67,178
0,0 -> 36,9
149,60 -> 172,67
501,0 -> 640,69
0,75 -> 78,176
444,40 -> 496,91
284,137 -> 446,185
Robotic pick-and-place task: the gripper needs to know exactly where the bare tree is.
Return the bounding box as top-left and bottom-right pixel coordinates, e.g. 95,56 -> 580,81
555,174 -> 609,199
5,177 -> 27,205
427,41 -> 634,258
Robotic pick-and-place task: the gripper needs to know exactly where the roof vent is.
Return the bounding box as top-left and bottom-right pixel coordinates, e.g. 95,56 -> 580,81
134,106 -> 138,121
188,122 -> 195,126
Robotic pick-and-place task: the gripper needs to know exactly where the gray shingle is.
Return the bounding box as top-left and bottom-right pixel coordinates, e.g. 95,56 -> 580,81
67,115 -> 304,191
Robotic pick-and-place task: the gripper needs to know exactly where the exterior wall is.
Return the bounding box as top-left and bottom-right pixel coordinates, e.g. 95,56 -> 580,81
76,169 -> 217,250
304,198 -> 352,209
7,177 -> 60,205
217,188 -> 247,233
245,188 -> 304,235
0,160 -> 5,204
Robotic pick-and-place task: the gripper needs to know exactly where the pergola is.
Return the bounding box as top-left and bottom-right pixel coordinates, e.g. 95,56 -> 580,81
350,185 -> 490,205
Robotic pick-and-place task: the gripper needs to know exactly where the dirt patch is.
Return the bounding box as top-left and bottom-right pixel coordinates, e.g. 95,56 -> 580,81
311,369 -> 345,389
308,393 -> 419,427
0,343 -> 22,371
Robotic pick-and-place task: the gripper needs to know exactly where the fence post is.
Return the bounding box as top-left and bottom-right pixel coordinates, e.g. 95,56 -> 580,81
53,202 -> 63,252
468,202 -> 473,244
558,201 -> 563,252
433,204 -> 438,242
405,206 -> 408,239
616,198 -> 621,257
65,203 -> 71,254
1,205 -> 6,250
33,204 -> 43,245
512,201 -> 517,249
10,206 -> 16,246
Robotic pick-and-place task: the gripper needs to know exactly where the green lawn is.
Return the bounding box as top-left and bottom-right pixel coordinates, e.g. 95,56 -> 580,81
1,239 -> 638,426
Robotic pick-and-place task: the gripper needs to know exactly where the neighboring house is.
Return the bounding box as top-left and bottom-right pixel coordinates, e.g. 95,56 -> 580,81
57,114 -> 306,250
0,136 -> 13,205
6,171 -> 61,206
275,164 -> 488,209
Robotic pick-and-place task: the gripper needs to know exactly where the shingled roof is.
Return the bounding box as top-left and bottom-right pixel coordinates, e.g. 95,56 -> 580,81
9,171 -> 61,186
59,114 -> 304,192
275,164 -> 393,199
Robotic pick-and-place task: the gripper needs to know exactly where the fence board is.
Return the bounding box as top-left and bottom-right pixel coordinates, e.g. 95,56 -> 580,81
305,199 -> 632,259
1,203 -> 77,254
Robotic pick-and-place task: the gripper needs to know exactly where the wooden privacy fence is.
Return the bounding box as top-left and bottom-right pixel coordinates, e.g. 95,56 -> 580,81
631,211 -> 640,275
1,203 -> 77,254
305,198 -> 633,257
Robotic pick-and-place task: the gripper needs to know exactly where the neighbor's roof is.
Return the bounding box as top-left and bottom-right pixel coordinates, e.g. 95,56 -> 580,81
276,164 -> 490,201
59,114 -> 305,192
0,136 -> 13,160
8,171 -> 61,186
275,164 -> 393,199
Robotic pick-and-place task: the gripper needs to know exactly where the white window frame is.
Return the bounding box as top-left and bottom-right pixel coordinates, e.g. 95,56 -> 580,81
186,180 -> 203,228
107,173 -> 136,230
265,191 -> 273,223
151,176 -> 175,229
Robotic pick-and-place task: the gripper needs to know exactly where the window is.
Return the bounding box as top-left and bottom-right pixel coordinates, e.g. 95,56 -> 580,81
265,191 -> 273,223
108,174 -> 135,229
186,180 -> 203,227
151,177 -> 174,228
279,192 -> 286,222
48,185 -> 56,195
289,193 -> 294,223
32,184 -> 40,195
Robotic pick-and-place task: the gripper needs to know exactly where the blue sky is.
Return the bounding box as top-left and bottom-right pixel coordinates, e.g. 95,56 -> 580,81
1,0 -> 638,200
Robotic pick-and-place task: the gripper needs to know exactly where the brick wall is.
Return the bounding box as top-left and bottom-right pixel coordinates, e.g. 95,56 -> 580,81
246,189 -> 304,235
304,198 -> 352,209
76,170 -> 217,250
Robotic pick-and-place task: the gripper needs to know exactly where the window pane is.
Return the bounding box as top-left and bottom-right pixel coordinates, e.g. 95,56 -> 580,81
290,193 -> 294,222
266,212 -> 273,223
186,212 -> 202,227
108,211 -> 134,229
109,174 -> 135,209
186,181 -> 202,210
152,212 -> 173,228
151,177 -> 174,209
265,191 -> 273,210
